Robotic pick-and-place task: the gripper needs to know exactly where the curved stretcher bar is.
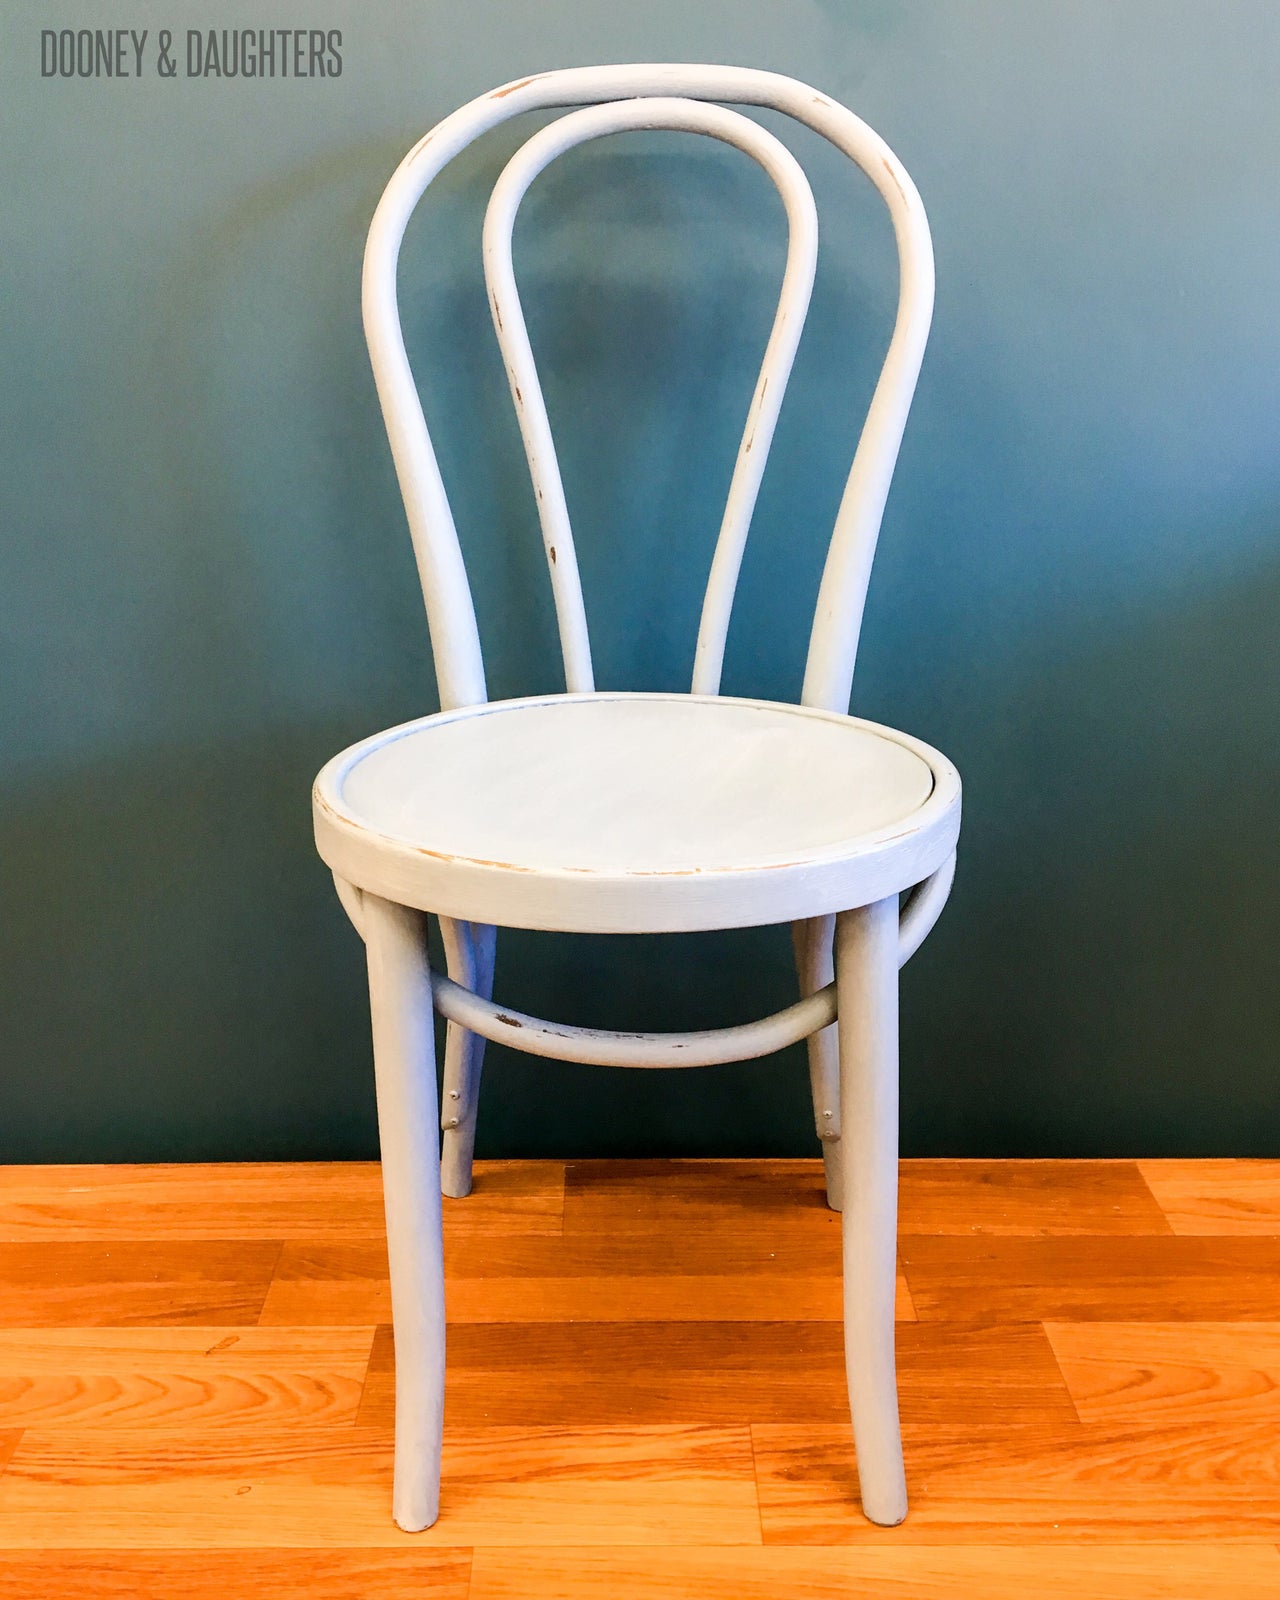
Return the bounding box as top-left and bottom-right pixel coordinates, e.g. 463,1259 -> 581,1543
431,969 -> 839,1068
334,858 -> 957,1068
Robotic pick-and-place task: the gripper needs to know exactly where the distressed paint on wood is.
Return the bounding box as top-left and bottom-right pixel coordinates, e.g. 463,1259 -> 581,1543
314,693 -> 959,935
311,61 -> 961,1532
360,66 -> 934,716
483,100 -> 819,700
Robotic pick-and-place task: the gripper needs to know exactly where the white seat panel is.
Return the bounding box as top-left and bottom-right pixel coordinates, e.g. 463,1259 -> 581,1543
344,693 -> 931,871
314,693 -> 960,933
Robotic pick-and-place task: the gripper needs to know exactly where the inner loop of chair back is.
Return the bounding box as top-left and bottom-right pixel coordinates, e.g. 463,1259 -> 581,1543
363,65 -> 934,716
484,98 -> 817,698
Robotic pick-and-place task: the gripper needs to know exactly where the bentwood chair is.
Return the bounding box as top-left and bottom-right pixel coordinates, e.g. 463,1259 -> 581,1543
313,64 -> 961,1532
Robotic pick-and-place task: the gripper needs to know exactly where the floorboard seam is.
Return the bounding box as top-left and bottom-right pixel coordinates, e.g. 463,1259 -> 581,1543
746,1422 -> 767,1546
252,1240 -> 286,1325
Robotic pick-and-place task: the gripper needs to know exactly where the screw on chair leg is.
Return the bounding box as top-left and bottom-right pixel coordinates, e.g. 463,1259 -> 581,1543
364,892 -> 446,1532
441,1095 -> 479,1199
836,895 -> 908,1527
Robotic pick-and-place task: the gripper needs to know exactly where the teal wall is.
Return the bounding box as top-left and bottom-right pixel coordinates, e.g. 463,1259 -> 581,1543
3,1 -> 1278,1161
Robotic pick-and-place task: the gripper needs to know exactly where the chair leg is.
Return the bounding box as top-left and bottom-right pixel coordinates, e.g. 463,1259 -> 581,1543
835,896 -> 907,1527
438,918 -> 496,1199
792,915 -> 842,1210
363,892 -> 446,1533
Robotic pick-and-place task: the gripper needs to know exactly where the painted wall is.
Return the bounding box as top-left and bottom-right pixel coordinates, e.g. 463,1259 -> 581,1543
3,1 -> 1277,1161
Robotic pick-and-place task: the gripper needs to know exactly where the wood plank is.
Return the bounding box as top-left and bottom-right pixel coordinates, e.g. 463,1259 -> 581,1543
1137,1160 -> 1280,1236
260,1236 -> 915,1325
563,1159 -> 839,1238
0,1425 -> 759,1548
898,1160 -> 1172,1236
447,1162 -> 567,1238
0,1328 -> 374,1431
358,1319 -> 1074,1429
469,1544 -> 1280,1599
753,1419 -> 1280,1541
564,1158 -> 1171,1239
1045,1322 -> 1280,1426
0,1243 -> 280,1326
0,1550 -> 472,1600
258,1241 -> 393,1327
6,1157 -> 1278,1567
900,1234 -> 1280,1321
0,1162 -> 564,1242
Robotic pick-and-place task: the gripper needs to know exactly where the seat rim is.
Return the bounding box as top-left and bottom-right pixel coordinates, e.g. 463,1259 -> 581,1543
313,691 -> 961,933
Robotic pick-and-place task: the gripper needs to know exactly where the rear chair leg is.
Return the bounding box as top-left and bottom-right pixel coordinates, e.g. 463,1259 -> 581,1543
363,892 -> 446,1532
836,896 -> 907,1527
792,914 -> 842,1210
438,918 -> 496,1198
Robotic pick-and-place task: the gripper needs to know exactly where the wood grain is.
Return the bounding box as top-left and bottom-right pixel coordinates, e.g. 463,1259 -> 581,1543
1137,1160 -> 1280,1236
468,1543 -> 1280,1599
260,1237 -> 915,1325
0,1328 -> 374,1431
898,1160 -> 1172,1236
0,1163 -> 564,1243
0,1550 -> 472,1600
2,1157 -> 1279,1573
0,1425 -> 759,1548
358,1319 -> 1074,1429
753,1419 -> 1280,1542
1045,1321 -> 1280,1425
258,1242 -> 392,1327
900,1234 -> 1280,1321
0,1243 -> 280,1327
563,1159 -> 840,1237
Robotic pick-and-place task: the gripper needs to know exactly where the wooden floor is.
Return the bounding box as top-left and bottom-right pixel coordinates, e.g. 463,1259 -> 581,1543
0,1159 -> 1278,1596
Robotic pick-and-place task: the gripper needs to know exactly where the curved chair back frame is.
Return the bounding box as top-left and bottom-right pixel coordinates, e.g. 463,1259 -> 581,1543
363,63 -> 935,715
342,71 -> 952,1534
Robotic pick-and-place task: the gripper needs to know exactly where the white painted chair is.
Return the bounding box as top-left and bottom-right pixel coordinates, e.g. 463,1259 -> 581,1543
313,64 -> 961,1532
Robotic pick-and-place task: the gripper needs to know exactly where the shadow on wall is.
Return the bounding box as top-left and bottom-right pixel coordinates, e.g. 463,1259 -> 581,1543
135,137 -> 443,740
0,719 -> 814,1163
4,100 -> 1278,1161
0,722 -> 378,1163
900,527 -> 1280,1159
2,533 -> 1277,1162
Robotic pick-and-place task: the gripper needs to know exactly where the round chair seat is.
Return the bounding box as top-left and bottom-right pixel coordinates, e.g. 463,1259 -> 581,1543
313,692 -> 961,932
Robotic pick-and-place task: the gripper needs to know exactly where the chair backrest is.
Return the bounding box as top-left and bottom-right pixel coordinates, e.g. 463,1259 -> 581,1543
364,64 -> 934,716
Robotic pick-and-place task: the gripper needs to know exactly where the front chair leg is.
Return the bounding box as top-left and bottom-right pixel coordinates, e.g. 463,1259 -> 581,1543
835,895 -> 907,1527
363,892 -> 446,1533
